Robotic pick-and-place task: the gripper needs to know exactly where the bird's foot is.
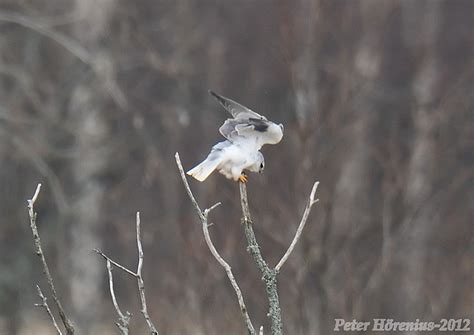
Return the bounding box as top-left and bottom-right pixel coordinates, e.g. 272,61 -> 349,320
238,174 -> 248,183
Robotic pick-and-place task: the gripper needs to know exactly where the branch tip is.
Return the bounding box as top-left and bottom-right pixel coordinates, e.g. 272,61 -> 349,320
204,202 -> 221,216
175,152 -> 204,219
94,249 -> 138,278
27,184 -> 74,334
28,183 -> 42,207
309,181 -> 319,202
275,181 -> 320,272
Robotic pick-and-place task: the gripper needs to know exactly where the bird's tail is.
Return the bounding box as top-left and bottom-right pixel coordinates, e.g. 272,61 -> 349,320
187,157 -> 221,182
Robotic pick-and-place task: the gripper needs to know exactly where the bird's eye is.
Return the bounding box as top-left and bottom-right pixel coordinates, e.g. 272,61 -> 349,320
260,163 -> 264,169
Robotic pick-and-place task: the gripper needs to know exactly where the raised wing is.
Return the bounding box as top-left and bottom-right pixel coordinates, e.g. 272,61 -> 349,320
219,118 -> 283,151
219,118 -> 267,138
209,90 -> 266,120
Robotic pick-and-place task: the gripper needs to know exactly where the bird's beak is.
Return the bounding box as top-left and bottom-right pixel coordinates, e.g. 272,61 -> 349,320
279,123 -> 284,132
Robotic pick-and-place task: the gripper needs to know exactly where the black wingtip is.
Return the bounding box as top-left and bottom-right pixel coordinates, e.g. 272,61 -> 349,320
208,89 -> 226,105
208,89 -> 218,99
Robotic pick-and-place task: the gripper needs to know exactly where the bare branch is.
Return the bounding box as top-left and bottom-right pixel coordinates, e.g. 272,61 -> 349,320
35,285 -> 63,335
239,183 -> 271,274
202,219 -> 255,334
94,249 -> 138,278
27,184 -> 75,335
30,183 -> 42,205
204,202 -> 222,216
175,153 -> 256,335
135,212 -> 159,335
176,153 -> 318,335
239,182 -> 282,335
95,213 -> 159,335
106,260 -> 131,335
175,153 -> 205,221
275,181 -> 319,272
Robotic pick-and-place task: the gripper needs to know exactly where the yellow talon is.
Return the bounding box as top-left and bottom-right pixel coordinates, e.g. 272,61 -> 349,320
238,174 -> 248,183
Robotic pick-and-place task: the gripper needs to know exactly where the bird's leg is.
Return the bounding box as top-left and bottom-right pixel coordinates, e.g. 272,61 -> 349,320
238,172 -> 248,183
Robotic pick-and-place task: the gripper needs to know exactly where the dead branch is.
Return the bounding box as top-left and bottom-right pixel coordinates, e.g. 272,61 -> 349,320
135,212 -> 158,334
239,182 -> 282,335
94,250 -> 138,278
106,260 -> 131,335
27,183 -> 75,335
95,212 -> 158,335
239,181 -> 319,335
175,153 -> 256,335
35,285 -> 62,335
275,181 -> 319,272
176,152 -> 319,335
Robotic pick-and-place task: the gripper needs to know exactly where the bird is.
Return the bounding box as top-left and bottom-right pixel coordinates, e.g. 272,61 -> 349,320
187,90 -> 284,183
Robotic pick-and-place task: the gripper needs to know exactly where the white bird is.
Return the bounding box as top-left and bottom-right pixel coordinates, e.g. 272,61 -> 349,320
187,90 -> 284,182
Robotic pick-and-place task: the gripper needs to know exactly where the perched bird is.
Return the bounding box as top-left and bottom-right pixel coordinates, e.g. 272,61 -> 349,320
187,90 -> 284,182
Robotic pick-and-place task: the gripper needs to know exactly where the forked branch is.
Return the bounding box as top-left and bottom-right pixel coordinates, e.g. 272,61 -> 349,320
106,260 -> 131,334
176,153 -> 319,335
239,182 -> 282,335
95,212 -> 158,335
238,181 -> 319,334
35,285 -> 62,335
175,153 -> 256,335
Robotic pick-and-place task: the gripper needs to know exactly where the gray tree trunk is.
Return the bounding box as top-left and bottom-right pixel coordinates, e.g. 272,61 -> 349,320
66,1 -> 116,331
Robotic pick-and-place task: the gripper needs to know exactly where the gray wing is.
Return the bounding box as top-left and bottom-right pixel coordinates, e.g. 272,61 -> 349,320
219,118 -> 283,151
219,118 -> 268,139
209,90 -> 267,120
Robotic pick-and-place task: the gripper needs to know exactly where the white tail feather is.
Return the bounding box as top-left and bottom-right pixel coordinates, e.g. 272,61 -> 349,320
187,158 -> 220,182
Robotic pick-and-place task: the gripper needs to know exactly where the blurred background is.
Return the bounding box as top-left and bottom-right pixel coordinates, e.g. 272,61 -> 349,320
0,0 -> 472,334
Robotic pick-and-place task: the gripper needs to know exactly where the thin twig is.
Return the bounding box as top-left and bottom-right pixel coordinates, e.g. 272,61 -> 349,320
27,184 -> 75,335
135,212 -> 159,335
94,249 -> 138,278
30,183 -> 42,204
35,285 -> 63,335
176,152 -> 256,335
275,181 -> 319,272
106,260 -> 131,335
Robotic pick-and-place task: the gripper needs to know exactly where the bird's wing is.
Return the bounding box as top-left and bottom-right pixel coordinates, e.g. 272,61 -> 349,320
209,90 -> 267,120
220,118 -> 283,151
